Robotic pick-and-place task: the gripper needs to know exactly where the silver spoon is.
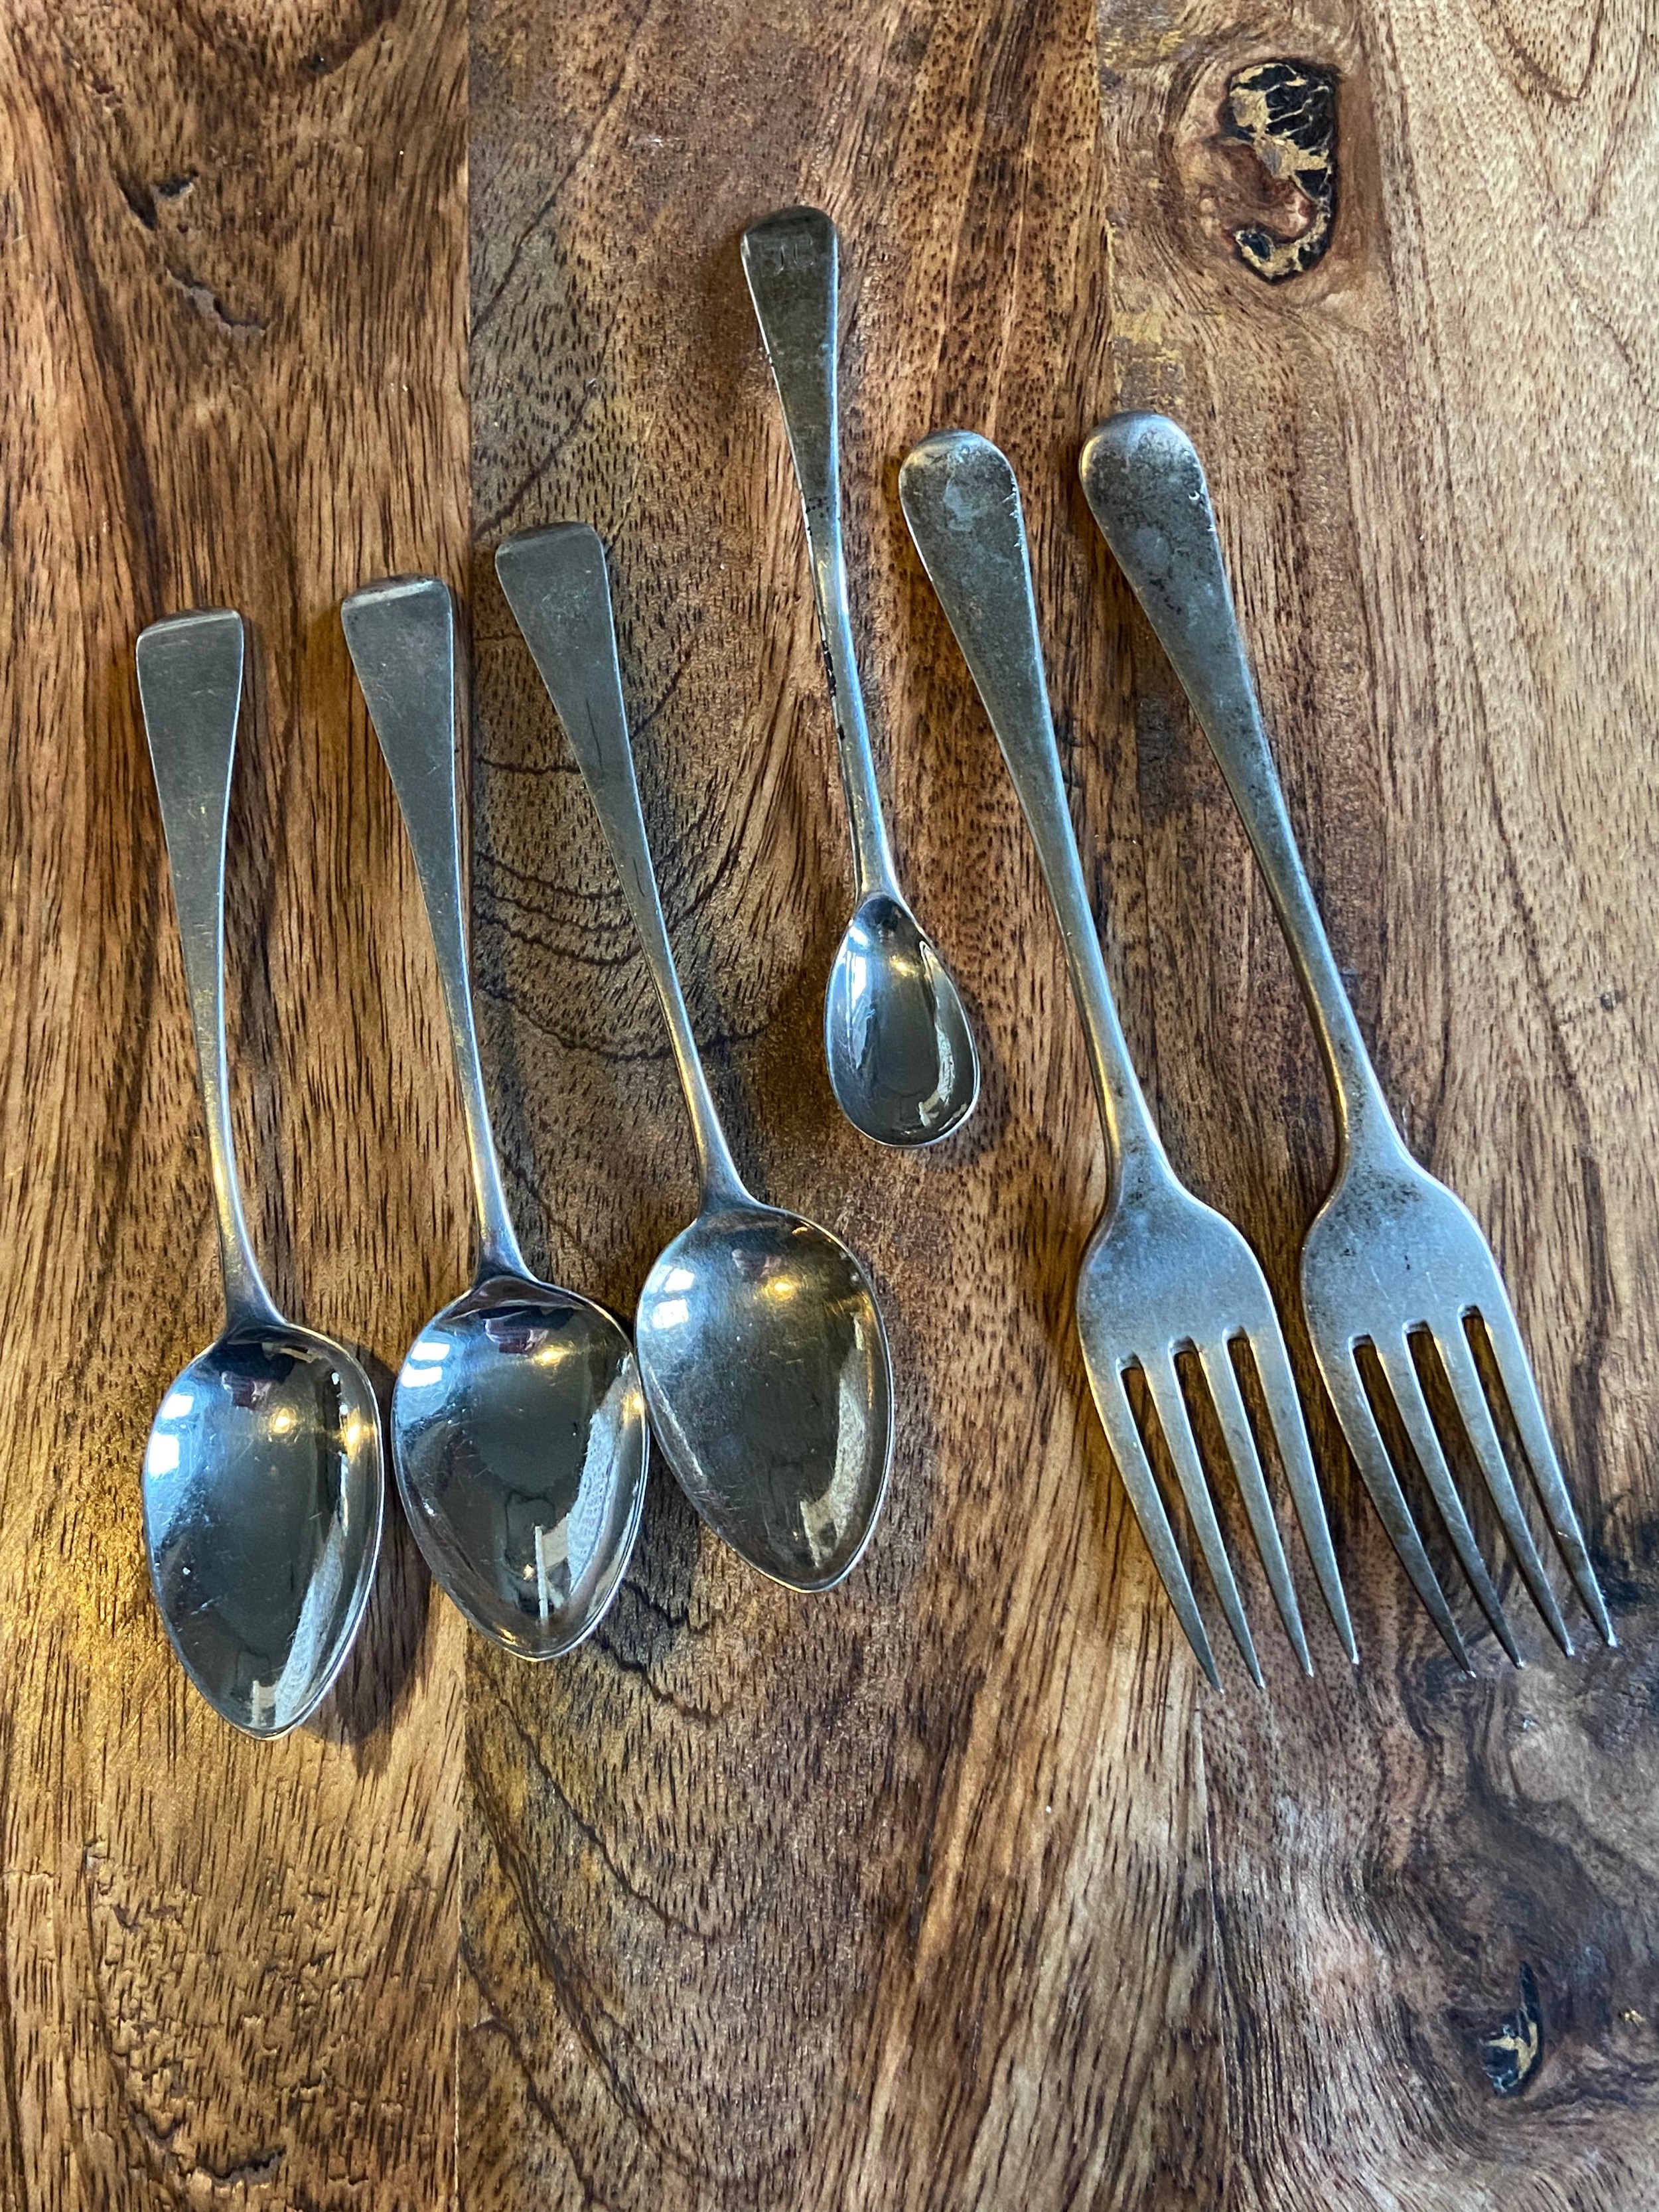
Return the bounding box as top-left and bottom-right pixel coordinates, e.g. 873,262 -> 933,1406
496,522 -> 895,1590
342,576 -> 649,1659
136,611 -> 384,1737
742,204 -> 979,1148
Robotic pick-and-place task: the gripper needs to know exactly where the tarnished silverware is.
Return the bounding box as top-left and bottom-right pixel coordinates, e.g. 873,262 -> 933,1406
743,205 -> 979,1149
496,521 -> 894,1591
1081,410 -> 1613,1666
344,575 -> 649,1660
901,431 -> 1354,1687
137,611 -> 384,1735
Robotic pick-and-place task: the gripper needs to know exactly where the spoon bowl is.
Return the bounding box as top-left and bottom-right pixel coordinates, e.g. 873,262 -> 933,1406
344,573 -> 652,1662
825,892 -> 979,1146
392,1277 -> 647,1656
637,1203 -> 891,1589
144,1323 -> 383,1736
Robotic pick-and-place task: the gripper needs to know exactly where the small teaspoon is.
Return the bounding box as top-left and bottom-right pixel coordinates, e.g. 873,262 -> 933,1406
496,523 -> 895,1591
136,611 -> 384,1737
342,576 -> 649,1659
743,204 -> 979,1149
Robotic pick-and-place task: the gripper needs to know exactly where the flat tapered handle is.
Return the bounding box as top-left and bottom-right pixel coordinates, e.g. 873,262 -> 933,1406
343,575 -> 526,1278
743,204 -> 893,899
496,526 -> 649,865
741,205 -> 839,522
899,431 -> 1163,1173
899,433 -> 1058,800
1078,413 -> 1287,838
1080,411 -> 1394,1155
342,575 -> 459,858
136,609 -> 276,1331
138,611 -> 247,853
494,524 -> 745,1207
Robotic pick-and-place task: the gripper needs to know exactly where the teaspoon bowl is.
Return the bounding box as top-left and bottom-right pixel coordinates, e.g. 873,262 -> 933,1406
636,1203 -> 893,1590
144,1323 -> 384,1737
825,891 -> 979,1146
392,1276 -> 648,1657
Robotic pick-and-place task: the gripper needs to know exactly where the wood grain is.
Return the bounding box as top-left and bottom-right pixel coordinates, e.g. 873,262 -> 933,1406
466,0 -> 1659,2207
0,1 -> 468,2203
5,0 -> 1658,2203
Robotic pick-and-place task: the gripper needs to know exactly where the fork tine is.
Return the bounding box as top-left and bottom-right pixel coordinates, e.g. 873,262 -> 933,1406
1093,1368 -> 1222,1690
1374,1337 -> 1521,1664
1240,1328 -> 1358,1664
1198,1342 -> 1311,1674
1433,1323 -> 1573,1655
1477,1295 -> 1616,1645
1317,1345 -> 1473,1673
1141,1361 -> 1262,1687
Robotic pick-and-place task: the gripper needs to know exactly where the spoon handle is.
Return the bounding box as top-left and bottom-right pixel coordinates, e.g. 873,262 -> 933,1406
495,524 -> 749,1211
342,575 -> 529,1282
135,612 -> 280,1334
899,432 -> 1169,1189
741,206 -> 897,903
1078,413 -> 1396,1165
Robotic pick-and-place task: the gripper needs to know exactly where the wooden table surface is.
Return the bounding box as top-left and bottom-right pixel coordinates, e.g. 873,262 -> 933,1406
3,0 -> 1656,2205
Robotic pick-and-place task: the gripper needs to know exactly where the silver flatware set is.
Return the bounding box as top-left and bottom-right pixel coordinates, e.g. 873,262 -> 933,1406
135,208 -> 1612,1736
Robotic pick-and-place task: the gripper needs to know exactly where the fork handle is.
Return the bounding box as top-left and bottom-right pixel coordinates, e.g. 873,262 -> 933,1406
899,430 -> 1168,1188
1080,413 -> 1397,1165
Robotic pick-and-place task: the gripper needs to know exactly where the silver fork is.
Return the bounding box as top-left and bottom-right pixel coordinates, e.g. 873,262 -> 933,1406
1080,410 -> 1615,1668
901,429 -> 1355,1688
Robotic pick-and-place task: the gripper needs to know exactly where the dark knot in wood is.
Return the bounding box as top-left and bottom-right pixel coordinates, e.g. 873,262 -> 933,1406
1479,1962 -> 1544,2096
1222,58 -> 1338,283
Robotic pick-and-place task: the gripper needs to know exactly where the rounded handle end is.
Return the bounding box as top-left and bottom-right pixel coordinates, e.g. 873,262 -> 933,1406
1080,410 -> 1208,524
741,203 -> 835,287
899,427 -> 1021,541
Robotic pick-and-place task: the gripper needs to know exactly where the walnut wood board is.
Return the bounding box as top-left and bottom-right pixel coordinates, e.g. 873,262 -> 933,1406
2,0 -> 1656,2204
467,0 -> 1659,2209
0,1 -> 469,2204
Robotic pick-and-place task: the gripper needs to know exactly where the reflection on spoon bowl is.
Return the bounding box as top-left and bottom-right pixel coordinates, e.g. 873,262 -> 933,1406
143,1326 -> 384,1738
636,1205 -> 893,1590
825,892 -> 979,1147
391,1277 -> 648,1659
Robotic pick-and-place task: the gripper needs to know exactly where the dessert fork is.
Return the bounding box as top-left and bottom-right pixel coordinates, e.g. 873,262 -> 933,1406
902,429 -> 1354,1687
1080,411 -> 1614,1667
